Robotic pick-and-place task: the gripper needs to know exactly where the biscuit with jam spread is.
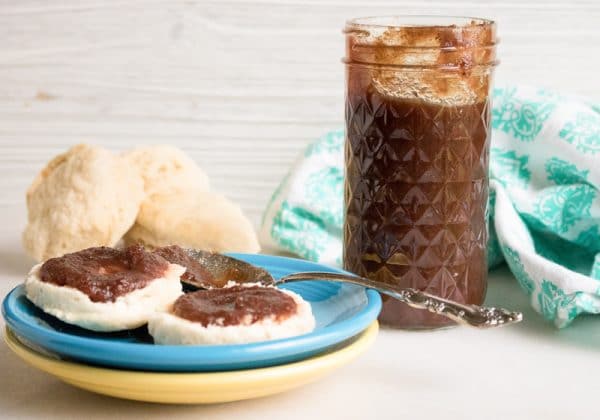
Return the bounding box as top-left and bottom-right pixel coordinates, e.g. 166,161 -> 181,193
25,245 -> 185,332
23,144 -> 144,261
149,284 -> 315,345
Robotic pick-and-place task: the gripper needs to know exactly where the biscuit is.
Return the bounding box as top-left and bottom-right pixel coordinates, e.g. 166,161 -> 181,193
25,262 -> 185,332
123,145 -> 210,197
23,144 -> 144,261
148,287 -> 315,345
124,191 -> 260,253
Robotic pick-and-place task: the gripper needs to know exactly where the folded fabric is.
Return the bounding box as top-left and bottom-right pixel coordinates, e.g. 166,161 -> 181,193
260,85 -> 600,328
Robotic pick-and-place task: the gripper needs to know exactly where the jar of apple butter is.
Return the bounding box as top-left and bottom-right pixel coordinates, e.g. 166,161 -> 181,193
343,16 -> 498,329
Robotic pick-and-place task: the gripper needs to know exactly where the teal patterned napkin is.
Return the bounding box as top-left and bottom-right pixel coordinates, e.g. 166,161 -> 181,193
260,85 -> 600,328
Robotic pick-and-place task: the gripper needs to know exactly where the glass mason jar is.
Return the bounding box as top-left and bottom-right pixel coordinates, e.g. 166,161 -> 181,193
343,16 -> 498,329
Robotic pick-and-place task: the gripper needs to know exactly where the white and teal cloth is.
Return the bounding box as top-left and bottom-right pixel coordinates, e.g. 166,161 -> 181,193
260,85 -> 600,328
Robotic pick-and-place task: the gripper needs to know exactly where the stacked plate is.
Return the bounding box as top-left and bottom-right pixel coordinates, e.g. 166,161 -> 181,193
2,254 -> 381,404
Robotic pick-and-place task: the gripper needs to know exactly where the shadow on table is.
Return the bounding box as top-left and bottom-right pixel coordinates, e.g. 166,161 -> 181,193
485,265 -> 600,352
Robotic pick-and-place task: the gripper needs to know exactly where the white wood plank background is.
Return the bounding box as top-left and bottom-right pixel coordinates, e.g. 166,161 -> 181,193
1,0 -> 599,230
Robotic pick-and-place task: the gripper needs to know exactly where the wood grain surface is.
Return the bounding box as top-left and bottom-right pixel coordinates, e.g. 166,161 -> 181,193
1,0 -> 598,229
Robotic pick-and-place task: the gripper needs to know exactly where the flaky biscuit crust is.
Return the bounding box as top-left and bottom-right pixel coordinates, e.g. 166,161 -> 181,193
23,144 -> 144,261
124,190 -> 260,253
122,145 -> 210,197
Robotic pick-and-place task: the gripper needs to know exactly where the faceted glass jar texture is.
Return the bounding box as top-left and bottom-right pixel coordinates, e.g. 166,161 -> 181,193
343,16 -> 497,329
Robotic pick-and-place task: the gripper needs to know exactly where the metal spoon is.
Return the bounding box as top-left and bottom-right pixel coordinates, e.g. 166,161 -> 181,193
184,249 -> 523,329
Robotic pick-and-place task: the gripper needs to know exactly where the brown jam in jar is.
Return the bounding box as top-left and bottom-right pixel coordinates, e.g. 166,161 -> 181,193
343,17 -> 497,329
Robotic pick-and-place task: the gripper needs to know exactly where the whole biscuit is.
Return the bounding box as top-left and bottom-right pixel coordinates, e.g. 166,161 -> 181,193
25,262 -> 185,332
23,144 -> 144,261
148,288 -> 315,345
124,191 -> 260,253
123,145 -> 210,197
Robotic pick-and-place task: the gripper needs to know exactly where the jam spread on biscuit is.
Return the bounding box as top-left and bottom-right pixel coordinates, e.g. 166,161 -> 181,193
171,286 -> 297,327
39,245 -> 170,302
152,245 -> 216,288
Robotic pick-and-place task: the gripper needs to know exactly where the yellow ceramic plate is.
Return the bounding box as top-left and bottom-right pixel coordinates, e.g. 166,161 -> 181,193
5,322 -> 378,404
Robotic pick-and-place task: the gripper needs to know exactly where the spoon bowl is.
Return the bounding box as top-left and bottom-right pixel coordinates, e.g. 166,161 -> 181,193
185,249 -> 275,287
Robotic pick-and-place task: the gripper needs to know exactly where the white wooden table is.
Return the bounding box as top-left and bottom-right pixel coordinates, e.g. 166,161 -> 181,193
1,1 -> 599,419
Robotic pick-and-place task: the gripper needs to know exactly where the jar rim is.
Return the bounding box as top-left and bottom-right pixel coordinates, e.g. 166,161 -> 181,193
345,15 -> 495,30
343,15 -> 498,70
341,61 -> 499,71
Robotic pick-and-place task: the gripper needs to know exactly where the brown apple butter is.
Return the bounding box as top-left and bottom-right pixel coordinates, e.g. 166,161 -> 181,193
343,17 -> 497,329
39,245 -> 170,303
171,286 -> 297,327
152,245 -> 216,288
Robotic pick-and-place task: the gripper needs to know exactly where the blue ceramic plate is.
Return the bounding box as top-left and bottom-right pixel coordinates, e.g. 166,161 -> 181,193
2,254 -> 381,372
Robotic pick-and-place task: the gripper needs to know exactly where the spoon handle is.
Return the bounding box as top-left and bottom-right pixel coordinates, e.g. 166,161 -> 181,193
277,272 -> 522,328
